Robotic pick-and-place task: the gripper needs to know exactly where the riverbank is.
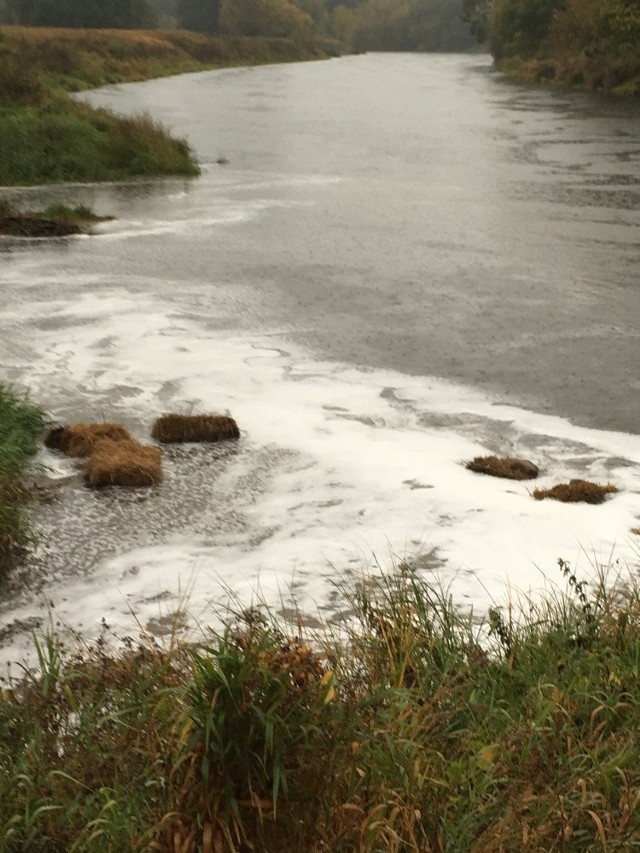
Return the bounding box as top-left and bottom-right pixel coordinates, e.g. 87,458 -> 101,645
1,566 -> 639,850
0,26 -> 335,186
497,55 -> 640,96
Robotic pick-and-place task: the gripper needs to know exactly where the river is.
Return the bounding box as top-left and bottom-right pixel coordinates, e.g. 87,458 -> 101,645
1,53 -> 639,667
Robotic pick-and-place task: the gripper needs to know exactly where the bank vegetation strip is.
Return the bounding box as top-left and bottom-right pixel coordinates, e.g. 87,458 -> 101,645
464,0 -> 640,94
1,564 -> 639,850
0,386 -> 46,578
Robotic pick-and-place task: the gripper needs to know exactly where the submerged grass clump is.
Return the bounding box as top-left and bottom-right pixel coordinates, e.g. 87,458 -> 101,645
85,438 -> 163,487
0,384 -> 47,575
44,422 -> 132,457
466,454 -> 539,480
533,480 -> 618,505
0,200 -> 111,237
151,413 -> 240,443
1,563 -> 639,850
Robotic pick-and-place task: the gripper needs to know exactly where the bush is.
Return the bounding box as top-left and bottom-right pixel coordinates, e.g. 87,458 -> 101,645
490,0 -> 559,59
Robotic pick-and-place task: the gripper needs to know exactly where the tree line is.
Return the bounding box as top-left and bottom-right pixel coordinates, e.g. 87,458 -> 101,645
0,0 -> 476,52
464,0 -> 640,71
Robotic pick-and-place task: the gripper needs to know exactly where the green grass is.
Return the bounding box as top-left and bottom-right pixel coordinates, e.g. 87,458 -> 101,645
1,562 -> 639,850
0,101 -> 199,186
0,385 -> 47,576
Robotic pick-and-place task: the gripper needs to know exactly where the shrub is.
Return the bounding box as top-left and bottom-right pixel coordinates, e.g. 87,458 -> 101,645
466,455 -> 539,480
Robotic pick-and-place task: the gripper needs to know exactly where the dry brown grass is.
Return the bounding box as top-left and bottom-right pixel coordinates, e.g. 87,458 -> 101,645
44,422 -> 133,456
85,438 -> 162,487
1,25 -> 182,49
532,480 -> 618,505
466,455 -> 539,481
44,422 -> 132,457
151,414 -> 240,443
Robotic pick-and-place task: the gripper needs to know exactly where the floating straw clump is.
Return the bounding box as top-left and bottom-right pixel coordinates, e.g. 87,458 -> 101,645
151,414 -> 240,443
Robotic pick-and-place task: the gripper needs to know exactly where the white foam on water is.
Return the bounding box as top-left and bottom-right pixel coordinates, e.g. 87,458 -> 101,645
1,278 -> 639,671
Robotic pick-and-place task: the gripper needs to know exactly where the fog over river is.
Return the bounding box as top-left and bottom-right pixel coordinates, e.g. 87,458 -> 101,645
1,53 -> 639,667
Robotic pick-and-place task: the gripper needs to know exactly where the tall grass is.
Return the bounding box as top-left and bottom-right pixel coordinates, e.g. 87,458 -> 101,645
1,563 -> 638,850
0,101 -> 198,186
0,385 -> 46,576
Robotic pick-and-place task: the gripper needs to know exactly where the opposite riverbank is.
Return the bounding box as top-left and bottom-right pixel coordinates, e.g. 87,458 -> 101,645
497,54 -> 640,96
0,26 -> 336,186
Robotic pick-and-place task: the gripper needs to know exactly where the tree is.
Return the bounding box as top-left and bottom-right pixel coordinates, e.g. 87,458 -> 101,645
489,0 -> 561,58
4,0 -> 158,27
219,0 -> 314,38
462,0 -> 493,41
351,0 -> 410,50
176,0 -> 220,31
349,0 -> 473,51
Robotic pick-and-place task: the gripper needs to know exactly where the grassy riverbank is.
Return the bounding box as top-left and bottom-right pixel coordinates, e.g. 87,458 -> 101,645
1,565 -> 639,850
0,387 -> 46,578
0,27 -> 332,186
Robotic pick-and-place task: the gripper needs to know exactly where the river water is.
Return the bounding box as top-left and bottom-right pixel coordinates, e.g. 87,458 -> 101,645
1,54 -> 639,667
